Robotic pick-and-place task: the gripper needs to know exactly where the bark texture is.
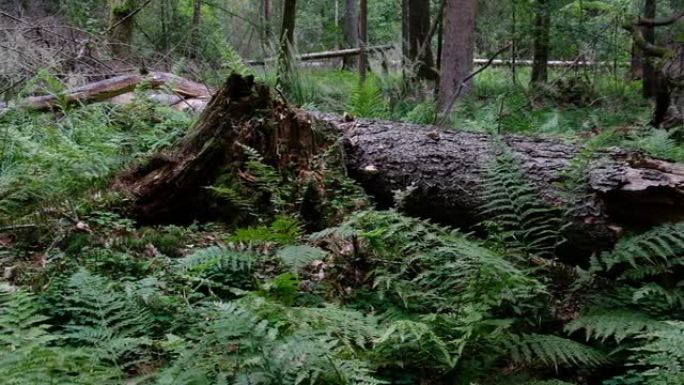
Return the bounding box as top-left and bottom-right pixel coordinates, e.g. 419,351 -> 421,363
642,0 -> 658,99
278,0 -> 298,74
531,0 -> 550,84
113,75 -> 684,258
404,0 -> 437,80
108,0 -> 137,57
114,74 -> 336,224
437,0 -> 477,110
342,0 -> 359,70
358,0 -> 368,81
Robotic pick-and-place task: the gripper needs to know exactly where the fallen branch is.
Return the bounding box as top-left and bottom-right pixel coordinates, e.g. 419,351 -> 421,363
2,72 -> 214,112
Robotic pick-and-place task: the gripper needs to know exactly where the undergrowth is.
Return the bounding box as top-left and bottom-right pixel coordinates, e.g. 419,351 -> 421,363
1,69 -> 683,385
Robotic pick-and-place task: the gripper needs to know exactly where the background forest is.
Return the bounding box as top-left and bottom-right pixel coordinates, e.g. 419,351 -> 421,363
1,0 -> 683,385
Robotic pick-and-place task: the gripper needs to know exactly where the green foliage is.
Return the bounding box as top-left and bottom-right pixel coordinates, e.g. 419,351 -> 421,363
601,222 -> 684,271
62,269 -> 154,369
480,148 -> 565,257
506,333 -> 607,368
346,77 -> 389,119
565,309 -> 657,343
0,290 -> 119,384
230,216 -> 302,245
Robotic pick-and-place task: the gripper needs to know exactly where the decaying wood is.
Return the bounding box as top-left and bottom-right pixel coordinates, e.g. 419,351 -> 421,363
113,74 -> 336,224
2,71 -> 213,112
114,74 -> 684,258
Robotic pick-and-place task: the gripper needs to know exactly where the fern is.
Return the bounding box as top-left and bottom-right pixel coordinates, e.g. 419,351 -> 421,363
0,290 -> 119,384
175,246 -> 257,294
480,148 -> 564,258
601,222 -> 684,271
62,269 -> 154,370
627,321 -> 684,385
347,78 -> 389,119
565,309 -> 658,343
506,333 -> 607,368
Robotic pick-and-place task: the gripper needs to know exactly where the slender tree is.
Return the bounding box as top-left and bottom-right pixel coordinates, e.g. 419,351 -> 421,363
642,0 -> 657,98
263,0 -> 272,42
342,0 -> 359,69
358,0 -> 368,81
189,0 -> 202,58
437,0 -> 477,110
531,0 -> 550,84
404,0 -> 437,80
108,0 -> 138,57
278,0 -> 298,80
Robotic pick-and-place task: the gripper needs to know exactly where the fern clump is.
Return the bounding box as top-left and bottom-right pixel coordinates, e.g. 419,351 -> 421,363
0,290 -> 119,384
480,148 -> 565,258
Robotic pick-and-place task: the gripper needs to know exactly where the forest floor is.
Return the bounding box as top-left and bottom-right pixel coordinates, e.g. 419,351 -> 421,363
1,67 -> 683,385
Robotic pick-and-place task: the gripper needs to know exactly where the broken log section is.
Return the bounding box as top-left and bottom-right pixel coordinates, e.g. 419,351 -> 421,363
114,74 -> 684,259
1,72 -> 213,112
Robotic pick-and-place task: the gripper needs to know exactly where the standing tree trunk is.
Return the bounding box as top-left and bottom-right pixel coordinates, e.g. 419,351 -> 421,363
278,0 -> 298,83
530,0 -> 550,84
404,0 -> 437,80
358,0 -> 368,81
342,0 -> 359,70
108,0 -> 138,57
437,0 -> 477,111
642,0 -> 657,98
189,0 -> 202,58
630,41 -> 644,80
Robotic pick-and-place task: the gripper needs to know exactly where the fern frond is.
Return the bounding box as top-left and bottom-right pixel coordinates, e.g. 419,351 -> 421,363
602,222 -> 684,271
564,309 -> 658,342
480,148 -> 564,257
506,334 -> 607,368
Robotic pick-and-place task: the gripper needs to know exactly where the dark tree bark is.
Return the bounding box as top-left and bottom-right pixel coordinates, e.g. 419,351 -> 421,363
642,0 -> 658,98
115,75 -> 684,258
189,0 -> 202,58
403,0 -> 437,80
278,0 -> 298,79
108,0 -> 138,57
358,0 -> 368,81
630,41 -> 644,80
342,0 -> 359,70
263,0 -> 272,40
437,0 -> 477,110
531,0 -> 550,84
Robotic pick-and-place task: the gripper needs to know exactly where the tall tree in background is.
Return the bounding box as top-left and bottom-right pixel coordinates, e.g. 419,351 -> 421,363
342,0 -> 359,69
263,0 -> 273,43
531,0 -> 551,84
189,0 -> 202,58
404,0 -> 437,80
437,0 -> 477,110
642,0 -> 657,98
358,0 -> 368,81
278,0 -> 298,79
108,0 -> 138,57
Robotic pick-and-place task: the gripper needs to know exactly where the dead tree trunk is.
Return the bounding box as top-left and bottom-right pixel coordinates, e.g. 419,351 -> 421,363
114,75 -> 684,258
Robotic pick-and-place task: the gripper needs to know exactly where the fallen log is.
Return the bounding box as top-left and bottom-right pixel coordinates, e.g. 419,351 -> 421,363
114,74 -> 684,257
2,71 -> 213,112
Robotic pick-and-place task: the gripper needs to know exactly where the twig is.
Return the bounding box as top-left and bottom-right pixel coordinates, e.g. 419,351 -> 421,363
438,42 -> 512,124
